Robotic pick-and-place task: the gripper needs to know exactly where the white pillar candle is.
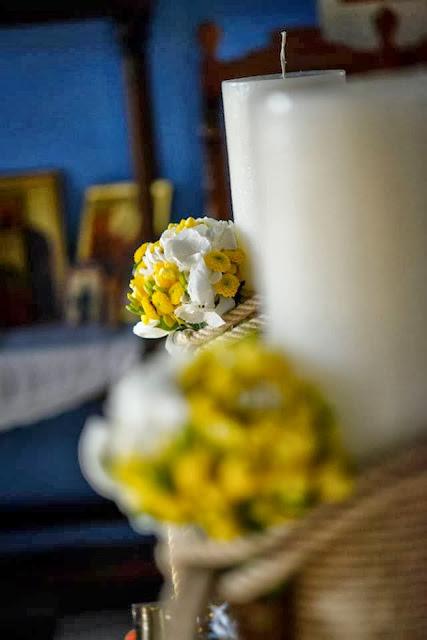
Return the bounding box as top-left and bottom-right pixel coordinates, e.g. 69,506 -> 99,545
254,70 -> 427,462
222,70 -> 345,289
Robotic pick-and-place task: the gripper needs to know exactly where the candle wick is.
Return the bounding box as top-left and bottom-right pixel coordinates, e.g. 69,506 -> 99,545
280,30 -> 287,78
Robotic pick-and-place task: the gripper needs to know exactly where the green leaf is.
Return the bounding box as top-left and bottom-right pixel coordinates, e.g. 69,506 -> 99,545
189,322 -> 207,331
126,305 -> 140,317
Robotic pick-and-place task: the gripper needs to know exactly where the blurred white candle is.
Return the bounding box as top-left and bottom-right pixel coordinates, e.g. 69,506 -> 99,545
255,70 -> 427,461
222,70 -> 345,289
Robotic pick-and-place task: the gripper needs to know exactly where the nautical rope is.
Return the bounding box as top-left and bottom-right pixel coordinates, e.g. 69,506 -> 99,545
183,296 -> 262,346
159,441 -> 427,640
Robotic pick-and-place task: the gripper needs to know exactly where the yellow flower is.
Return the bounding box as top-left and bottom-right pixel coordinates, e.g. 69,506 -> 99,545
226,262 -> 238,275
214,273 -> 240,298
173,450 -> 212,495
250,499 -> 290,528
142,486 -> 190,524
316,463 -> 353,502
224,249 -> 245,265
141,297 -> 160,321
275,408 -> 317,466
152,290 -> 174,316
189,397 -> 245,449
162,314 -> 177,329
200,510 -> 243,541
134,243 -> 148,264
204,250 -> 231,273
154,263 -> 178,289
184,217 -> 197,228
131,274 -> 148,301
276,469 -> 311,508
169,281 -> 185,305
218,456 -> 254,501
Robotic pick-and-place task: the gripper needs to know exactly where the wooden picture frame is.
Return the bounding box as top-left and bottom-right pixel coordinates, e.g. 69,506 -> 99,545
77,181 -> 143,325
77,181 -> 141,276
0,170 -> 67,325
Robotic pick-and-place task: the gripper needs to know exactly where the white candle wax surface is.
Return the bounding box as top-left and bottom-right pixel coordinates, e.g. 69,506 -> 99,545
222,70 -> 346,290
255,69 -> 427,462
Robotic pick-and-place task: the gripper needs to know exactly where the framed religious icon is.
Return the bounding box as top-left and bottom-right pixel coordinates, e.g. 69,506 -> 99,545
0,170 -> 67,327
77,182 -> 142,277
77,182 -> 142,320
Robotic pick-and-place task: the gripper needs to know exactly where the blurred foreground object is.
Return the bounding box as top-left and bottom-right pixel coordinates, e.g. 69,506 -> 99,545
80,337 -> 352,539
162,442 -> 427,640
255,69 -> 427,462
151,179 -> 174,237
132,602 -> 167,640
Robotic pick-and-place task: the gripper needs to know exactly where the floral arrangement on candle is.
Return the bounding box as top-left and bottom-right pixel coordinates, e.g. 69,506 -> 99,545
127,217 -> 246,351
80,337 -> 353,541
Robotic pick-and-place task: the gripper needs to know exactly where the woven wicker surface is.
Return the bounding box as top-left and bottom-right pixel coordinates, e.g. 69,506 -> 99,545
160,442 -> 427,640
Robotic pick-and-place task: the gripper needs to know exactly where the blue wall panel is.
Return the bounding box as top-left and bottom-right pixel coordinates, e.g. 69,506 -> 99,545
0,1 -> 316,253
0,20 -> 132,253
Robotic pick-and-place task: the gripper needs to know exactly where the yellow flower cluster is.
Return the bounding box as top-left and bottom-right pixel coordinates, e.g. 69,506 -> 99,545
110,338 -> 353,540
127,217 -> 246,330
128,223 -> 193,331
204,249 -> 245,298
128,253 -> 185,331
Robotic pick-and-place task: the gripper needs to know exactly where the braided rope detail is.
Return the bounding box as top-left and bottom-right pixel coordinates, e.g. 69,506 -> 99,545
218,471 -> 426,603
182,296 -> 262,346
159,442 -> 427,640
197,315 -> 267,351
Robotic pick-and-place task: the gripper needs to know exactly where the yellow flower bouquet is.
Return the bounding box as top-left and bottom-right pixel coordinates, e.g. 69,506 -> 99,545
127,217 -> 246,353
80,337 -> 352,541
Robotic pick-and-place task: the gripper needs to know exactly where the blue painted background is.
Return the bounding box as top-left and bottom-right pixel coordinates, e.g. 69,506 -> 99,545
0,0 -> 316,254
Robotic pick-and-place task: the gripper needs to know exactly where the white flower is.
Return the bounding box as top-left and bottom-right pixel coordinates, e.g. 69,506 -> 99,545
202,218 -> 238,251
174,304 -> 206,326
106,357 -> 187,455
211,295 -> 236,319
130,218 -> 242,351
162,226 -> 212,270
79,354 -> 188,526
133,320 -> 169,340
187,258 -> 215,307
174,296 -> 235,330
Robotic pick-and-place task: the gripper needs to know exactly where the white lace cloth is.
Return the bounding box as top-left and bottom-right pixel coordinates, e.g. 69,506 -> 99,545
0,327 -> 142,431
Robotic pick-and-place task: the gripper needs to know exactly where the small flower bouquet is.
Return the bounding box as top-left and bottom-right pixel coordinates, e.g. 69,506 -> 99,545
80,337 -> 352,541
127,217 -> 246,352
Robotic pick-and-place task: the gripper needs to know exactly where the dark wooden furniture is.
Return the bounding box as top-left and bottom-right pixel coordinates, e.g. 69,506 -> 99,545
0,0 -> 157,240
199,7 -> 427,220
